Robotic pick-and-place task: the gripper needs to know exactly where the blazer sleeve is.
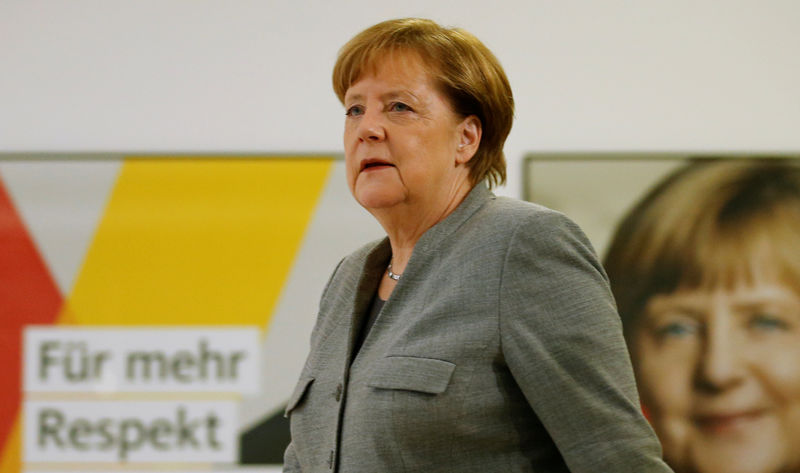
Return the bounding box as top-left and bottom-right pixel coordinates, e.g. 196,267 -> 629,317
282,258 -> 344,473
498,211 -> 673,472
282,441 -> 301,473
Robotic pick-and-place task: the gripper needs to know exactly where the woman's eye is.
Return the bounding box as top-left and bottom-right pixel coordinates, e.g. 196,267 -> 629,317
655,321 -> 699,339
345,105 -> 364,117
390,102 -> 412,112
750,313 -> 790,332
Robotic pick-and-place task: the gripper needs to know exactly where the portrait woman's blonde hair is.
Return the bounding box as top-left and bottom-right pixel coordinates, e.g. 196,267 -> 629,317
332,18 -> 514,189
603,158 -> 800,337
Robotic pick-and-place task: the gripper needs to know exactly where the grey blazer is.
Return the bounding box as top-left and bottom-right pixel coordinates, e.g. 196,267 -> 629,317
283,184 -> 672,472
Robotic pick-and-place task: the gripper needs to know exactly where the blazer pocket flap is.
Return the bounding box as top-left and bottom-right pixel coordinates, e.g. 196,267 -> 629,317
284,376 -> 315,417
368,356 -> 455,394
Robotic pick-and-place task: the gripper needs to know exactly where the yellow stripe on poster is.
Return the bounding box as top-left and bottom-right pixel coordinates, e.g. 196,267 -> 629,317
66,157 -> 332,327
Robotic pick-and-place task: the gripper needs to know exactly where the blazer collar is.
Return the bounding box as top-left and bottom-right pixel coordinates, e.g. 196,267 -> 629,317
414,182 -> 493,256
353,182 -> 492,292
344,183 -> 492,363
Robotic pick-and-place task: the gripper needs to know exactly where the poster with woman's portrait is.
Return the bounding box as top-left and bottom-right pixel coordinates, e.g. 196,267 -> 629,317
525,154 -> 800,473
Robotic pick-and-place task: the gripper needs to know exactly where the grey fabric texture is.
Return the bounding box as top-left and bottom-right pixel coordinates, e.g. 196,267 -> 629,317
283,184 -> 673,472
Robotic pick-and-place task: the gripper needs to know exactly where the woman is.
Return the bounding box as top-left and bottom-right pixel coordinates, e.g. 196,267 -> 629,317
283,18 -> 671,472
604,159 -> 800,473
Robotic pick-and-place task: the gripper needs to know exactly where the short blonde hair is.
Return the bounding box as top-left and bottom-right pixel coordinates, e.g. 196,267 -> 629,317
332,18 -> 514,189
603,159 -> 800,336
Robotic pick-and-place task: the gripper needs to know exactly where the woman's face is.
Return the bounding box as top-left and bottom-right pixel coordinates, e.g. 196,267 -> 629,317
633,278 -> 800,473
342,52 -> 476,214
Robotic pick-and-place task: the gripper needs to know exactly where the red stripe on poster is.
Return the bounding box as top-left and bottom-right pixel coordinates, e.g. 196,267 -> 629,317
0,176 -> 63,453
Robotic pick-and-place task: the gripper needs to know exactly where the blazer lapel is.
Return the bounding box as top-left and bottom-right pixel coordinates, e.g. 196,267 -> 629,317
344,238 -> 391,365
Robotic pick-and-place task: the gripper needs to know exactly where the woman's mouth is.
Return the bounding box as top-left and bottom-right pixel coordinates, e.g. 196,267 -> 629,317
360,159 -> 394,172
693,410 -> 768,435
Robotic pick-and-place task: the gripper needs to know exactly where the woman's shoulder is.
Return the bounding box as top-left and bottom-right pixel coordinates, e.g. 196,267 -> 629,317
478,196 -> 587,242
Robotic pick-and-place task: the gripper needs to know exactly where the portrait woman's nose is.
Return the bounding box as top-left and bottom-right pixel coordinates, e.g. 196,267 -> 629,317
357,109 -> 386,143
695,307 -> 746,394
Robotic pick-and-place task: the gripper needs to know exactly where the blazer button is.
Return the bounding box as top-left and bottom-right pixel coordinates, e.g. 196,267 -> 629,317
335,383 -> 343,402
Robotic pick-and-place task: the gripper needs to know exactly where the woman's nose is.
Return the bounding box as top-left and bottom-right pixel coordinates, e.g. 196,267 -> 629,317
695,321 -> 744,393
357,109 -> 386,142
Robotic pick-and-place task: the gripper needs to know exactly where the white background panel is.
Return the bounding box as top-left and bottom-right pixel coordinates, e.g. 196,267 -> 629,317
2,1 -> 799,198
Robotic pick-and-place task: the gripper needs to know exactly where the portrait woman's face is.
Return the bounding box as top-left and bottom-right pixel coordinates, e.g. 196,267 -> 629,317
341,52 -> 476,213
632,274 -> 800,473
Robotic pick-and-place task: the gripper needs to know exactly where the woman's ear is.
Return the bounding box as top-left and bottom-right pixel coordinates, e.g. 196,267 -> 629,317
455,115 -> 482,165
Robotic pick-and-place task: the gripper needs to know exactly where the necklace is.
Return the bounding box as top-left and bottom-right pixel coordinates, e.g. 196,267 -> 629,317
387,260 -> 402,281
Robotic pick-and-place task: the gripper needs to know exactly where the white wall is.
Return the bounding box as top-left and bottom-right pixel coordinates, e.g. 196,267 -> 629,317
1,0 -> 798,198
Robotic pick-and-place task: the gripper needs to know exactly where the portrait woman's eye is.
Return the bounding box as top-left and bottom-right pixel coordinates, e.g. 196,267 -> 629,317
389,101 -> 412,112
653,317 -> 701,341
748,312 -> 792,333
345,105 -> 364,117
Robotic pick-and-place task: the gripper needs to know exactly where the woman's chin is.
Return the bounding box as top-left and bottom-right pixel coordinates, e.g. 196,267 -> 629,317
354,188 -> 407,211
671,425 -> 790,473
686,451 -> 784,473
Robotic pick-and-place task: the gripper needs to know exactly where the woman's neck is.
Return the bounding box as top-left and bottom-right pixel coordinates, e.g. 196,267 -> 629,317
372,180 -> 473,304
377,179 -> 472,273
